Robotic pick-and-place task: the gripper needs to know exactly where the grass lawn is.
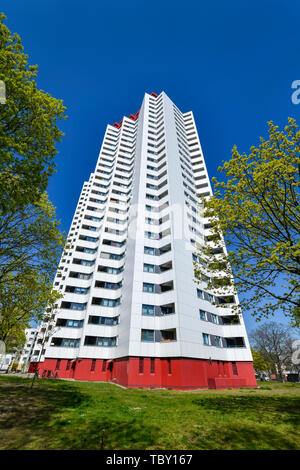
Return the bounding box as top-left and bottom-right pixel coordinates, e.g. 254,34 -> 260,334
0,375 -> 299,450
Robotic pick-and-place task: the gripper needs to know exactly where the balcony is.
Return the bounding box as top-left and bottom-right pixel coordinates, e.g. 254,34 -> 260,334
141,328 -> 177,342
225,337 -> 245,348
142,303 -> 175,316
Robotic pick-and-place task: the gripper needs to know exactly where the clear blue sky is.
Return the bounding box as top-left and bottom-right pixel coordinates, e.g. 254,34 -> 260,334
3,0 -> 300,334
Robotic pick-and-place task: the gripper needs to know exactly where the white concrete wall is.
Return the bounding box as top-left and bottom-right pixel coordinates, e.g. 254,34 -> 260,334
40,91 -> 253,364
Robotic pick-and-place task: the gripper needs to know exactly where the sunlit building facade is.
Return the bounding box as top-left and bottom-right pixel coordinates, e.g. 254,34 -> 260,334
34,92 -> 256,389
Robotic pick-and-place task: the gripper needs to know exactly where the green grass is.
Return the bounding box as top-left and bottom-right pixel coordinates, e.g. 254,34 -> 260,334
0,375 -> 300,450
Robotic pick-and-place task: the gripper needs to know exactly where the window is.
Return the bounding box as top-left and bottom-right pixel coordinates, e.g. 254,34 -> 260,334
216,295 -> 236,305
143,283 -> 155,293
168,359 -> 172,374
161,329 -> 176,341
67,319 -> 83,328
61,301 -> 87,311
106,267 -> 121,274
92,297 -> 121,307
142,304 -> 155,316
103,298 -> 118,307
91,359 -> 96,372
145,231 -> 156,239
81,247 -> 96,254
144,263 -> 155,273
146,194 -> 157,200
141,329 -> 155,342
225,337 -> 245,348
203,333 -> 210,346
197,289 -> 214,303
232,362 -> 238,375
197,289 -> 204,300
200,310 -> 207,321
151,358 -> 155,374
161,304 -> 174,315
50,338 -> 80,348
73,287 -> 89,294
63,338 -> 80,348
102,359 -> 107,372
79,235 -> 98,243
211,314 -> 218,324
70,272 -> 92,280
139,358 -> 144,374
144,246 -> 155,255
55,359 -> 61,370
95,280 -> 122,290
88,315 -> 119,326
84,336 -> 117,347
215,336 -> 222,347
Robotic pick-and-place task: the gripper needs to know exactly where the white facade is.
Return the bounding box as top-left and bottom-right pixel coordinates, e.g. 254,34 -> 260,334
10,328 -> 40,371
39,91 -> 253,371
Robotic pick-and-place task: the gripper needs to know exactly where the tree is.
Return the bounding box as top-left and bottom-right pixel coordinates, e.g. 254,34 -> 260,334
0,193 -> 64,344
194,118 -> 300,325
0,192 -> 64,286
0,14 -> 66,356
0,13 -> 66,214
0,273 -> 62,345
251,347 -> 267,375
249,322 -> 294,380
30,311 -> 61,388
2,325 -> 26,353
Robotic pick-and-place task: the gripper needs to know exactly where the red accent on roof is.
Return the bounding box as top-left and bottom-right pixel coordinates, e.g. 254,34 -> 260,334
113,119 -> 123,129
112,92 -> 158,129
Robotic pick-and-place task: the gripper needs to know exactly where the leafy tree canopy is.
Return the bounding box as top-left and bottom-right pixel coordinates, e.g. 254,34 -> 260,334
194,118 -> 300,325
0,13 -> 66,214
0,193 -> 64,344
250,347 -> 267,374
2,324 -> 26,353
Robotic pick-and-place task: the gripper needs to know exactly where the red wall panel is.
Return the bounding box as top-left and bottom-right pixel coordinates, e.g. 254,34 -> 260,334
33,357 -> 257,390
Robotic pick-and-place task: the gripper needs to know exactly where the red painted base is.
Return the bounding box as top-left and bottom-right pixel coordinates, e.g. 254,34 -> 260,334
28,362 -> 39,373
31,357 -> 257,390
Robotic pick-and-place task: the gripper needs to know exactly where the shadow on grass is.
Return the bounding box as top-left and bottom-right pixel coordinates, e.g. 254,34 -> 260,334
186,393 -> 300,450
55,417 -> 160,450
0,378 -> 160,450
191,395 -> 300,425
189,420 -> 300,450
0,379 -> 87,449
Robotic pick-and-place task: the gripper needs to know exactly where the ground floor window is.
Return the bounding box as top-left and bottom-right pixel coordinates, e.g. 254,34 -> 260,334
139,357 -> 144,374
232,361 -> 238,375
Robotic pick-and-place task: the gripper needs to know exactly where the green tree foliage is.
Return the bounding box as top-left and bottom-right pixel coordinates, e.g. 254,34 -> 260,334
0,13 -> 66,214
194,118 -> 300,325
251,347 -> 267,374
2,324 -> 26,353
0,193 -> 64,343
0,15 -> 66,345
0,192 -> 64,287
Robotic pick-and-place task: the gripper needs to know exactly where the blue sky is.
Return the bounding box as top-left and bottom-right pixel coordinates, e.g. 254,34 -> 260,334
3,0 -> 300,333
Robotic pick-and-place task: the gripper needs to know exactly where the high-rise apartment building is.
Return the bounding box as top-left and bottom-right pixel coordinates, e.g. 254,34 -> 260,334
34,91 -> 256,389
